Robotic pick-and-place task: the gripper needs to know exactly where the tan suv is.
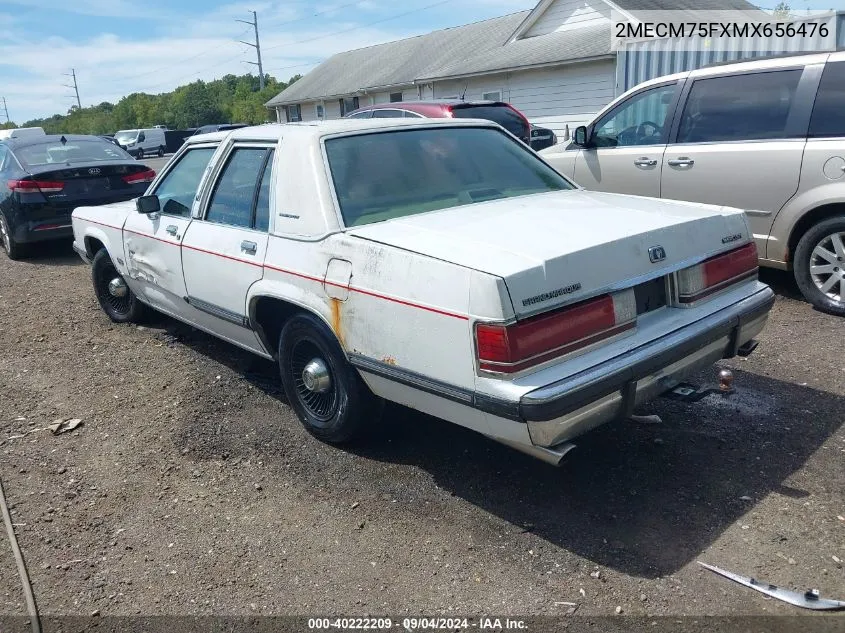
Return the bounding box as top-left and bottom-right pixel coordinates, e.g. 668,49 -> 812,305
540,51 -> 845,316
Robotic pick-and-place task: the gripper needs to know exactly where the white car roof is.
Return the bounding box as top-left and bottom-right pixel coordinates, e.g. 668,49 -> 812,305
183,117 -> 502,145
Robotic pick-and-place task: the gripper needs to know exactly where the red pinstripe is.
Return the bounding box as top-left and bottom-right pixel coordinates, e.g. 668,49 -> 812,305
75,216 -> 469,321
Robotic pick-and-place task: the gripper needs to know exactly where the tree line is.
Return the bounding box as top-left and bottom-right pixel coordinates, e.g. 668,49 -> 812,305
0,73 -> 300,134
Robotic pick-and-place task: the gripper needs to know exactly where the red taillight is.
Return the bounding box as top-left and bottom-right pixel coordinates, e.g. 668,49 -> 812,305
8,179 -> 64,193
444,106 -> 455,118
677,242 -> 758,304
476,290 -> 637,374
122,169 -> 156,185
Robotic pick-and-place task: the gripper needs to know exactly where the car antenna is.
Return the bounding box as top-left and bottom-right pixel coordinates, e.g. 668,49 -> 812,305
460,83 -> 468,101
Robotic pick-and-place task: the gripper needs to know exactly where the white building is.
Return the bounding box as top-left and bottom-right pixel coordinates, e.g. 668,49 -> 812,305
265,0 -> 759,136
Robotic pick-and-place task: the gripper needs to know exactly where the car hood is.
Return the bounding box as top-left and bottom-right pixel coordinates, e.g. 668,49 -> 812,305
346,190 -> 751,317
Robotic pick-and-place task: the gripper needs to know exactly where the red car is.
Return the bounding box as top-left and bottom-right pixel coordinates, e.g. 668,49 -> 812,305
345,100 -> 531,146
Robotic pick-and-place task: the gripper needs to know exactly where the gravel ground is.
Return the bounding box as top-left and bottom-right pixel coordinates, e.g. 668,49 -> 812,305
0,241 -> 843,626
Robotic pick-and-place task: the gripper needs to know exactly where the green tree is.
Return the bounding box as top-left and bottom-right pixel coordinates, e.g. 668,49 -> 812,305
21,73 -> 300,134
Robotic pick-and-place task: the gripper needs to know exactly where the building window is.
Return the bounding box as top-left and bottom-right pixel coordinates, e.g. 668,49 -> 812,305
339,96 -> 360,116
482,90 -> 502,102
316,104 -> 325,119
284,104 -> 302,122
389,92 -> 403,103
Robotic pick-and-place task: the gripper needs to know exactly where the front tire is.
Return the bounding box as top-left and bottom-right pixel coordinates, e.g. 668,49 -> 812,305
794,215 -> 845,317
136,148 -> 144,160
0,214 -> 24,260
92,249 -> 147,323
278,312 -> 382,444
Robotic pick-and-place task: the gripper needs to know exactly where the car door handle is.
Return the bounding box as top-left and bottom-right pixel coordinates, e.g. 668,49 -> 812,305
241,240 -> 257,255
633,157 -> 658,167
165,225 -> 178,236
667,157 -> 695,167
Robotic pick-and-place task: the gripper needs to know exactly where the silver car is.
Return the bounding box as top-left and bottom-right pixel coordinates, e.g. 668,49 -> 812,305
541,50 -> 845,316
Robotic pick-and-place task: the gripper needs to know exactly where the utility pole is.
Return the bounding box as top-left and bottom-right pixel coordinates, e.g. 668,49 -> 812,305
63,69 -> 81,109
1,97 -> 9,123
236,11 -> 265,90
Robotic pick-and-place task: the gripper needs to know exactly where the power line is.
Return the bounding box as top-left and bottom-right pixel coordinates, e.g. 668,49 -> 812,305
236,10 -> 265,90
261,0 -> 451,53
110,28 -> 252,84
62,69 -> 81,109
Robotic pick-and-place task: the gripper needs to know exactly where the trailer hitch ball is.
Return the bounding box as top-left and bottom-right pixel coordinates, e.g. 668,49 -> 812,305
718,368 -> 734,392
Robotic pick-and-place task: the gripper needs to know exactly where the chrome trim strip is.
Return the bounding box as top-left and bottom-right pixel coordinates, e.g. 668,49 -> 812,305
348,353 -> 522,421
185,296 -> 250,328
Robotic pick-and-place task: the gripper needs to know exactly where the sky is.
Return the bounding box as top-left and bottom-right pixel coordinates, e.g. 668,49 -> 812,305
0,0 -> 536,123
0,0 -> 840,123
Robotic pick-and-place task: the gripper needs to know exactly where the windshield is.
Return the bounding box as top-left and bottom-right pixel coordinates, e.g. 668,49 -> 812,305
325,127 -> 574,228
15,139 -> 133,166
115,131 -> 138,142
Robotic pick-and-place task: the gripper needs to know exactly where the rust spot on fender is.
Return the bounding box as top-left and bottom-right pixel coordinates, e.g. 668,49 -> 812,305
330,297 -> 344,346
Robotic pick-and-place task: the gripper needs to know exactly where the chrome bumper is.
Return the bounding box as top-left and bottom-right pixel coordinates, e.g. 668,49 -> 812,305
521,286 -> 775,448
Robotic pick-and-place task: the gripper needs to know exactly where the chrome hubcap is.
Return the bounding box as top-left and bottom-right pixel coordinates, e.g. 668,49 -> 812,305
107,277 -> 128,298
810,231 -> 845,302
301,358 -> 331,393
0,218 -> 9,251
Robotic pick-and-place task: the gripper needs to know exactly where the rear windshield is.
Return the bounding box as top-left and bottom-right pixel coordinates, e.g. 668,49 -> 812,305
15,139 -> 132,166
450,105 -> 528,140
325,127 -> 574,228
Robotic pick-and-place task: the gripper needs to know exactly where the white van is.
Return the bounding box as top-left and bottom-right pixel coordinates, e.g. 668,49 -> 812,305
113,128 -> 166,158
0,127 -> 46,140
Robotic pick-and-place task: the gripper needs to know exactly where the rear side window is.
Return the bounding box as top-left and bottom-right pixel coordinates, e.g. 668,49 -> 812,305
809,61 -> 845,138
325,127 -> 573,228
206,148 -> 268,229
450,105 -> 528,141
676,70 -> 802,143
15,139 -> 132,167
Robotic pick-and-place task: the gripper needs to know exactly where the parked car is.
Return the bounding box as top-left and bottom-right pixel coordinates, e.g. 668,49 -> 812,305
0,127 -> 46,141
530,125 -> 557,151
540,50 -> 845,316
0,134 -> 156,259
191,123 -> 249,136
345,100 -> 532,145
71,119 -> 773,465
114,128 -> 167,158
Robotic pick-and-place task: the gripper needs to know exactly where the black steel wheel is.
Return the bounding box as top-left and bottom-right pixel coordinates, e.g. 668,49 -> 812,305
278,312 -> 382,444
92,249 -> 147,323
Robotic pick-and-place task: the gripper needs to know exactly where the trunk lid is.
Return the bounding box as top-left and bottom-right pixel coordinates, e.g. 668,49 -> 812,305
22,162 -> 153,205
346,190 -> 750,317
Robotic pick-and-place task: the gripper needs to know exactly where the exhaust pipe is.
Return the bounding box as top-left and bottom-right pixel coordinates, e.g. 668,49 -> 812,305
495,438 -> 576,466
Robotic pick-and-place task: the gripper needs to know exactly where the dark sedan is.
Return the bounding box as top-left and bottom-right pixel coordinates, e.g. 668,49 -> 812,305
0,134 -> 156,259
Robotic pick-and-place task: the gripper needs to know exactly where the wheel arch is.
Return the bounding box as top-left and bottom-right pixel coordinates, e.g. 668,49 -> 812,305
247,282 -> 345,360
81,227 -> 116,261
786,201 -> 845,265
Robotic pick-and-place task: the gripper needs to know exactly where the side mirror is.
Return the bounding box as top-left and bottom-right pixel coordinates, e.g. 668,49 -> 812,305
136,195 -> 160,215
138,133 -> 146,142
573,125 -> 589,147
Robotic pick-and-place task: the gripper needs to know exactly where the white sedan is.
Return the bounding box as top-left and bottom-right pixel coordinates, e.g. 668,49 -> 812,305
71,118 -> 774,465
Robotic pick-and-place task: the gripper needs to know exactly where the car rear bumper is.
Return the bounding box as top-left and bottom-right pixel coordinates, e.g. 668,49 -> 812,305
521,285 -> 774,447
12,220 -> 74,244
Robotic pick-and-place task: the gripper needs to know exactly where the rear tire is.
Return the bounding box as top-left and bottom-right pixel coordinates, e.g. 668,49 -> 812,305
793,215 -> 845,317
278,312 -> 383,444
157,146 -> 165,157
0,214 -> 24,260
92,249 -> 147,323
